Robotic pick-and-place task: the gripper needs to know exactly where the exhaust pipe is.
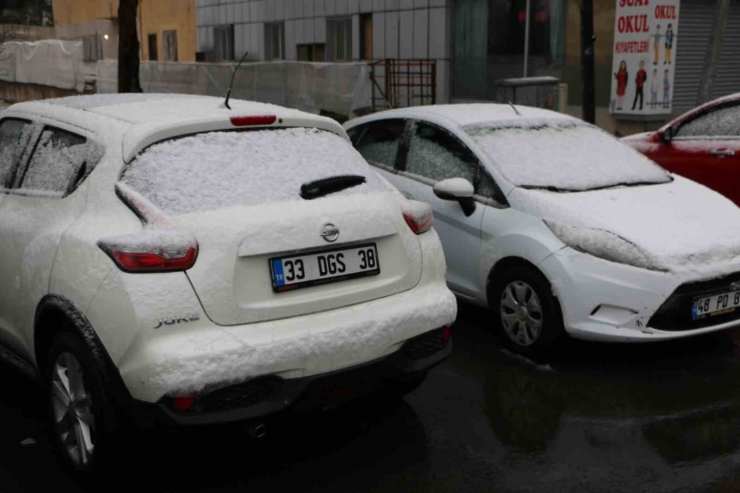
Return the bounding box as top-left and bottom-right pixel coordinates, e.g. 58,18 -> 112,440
247,422 -> 268,439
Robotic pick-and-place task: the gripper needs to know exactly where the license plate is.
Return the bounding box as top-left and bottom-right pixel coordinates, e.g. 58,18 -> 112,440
692,290 -> 740,320
270,244 -> 380,292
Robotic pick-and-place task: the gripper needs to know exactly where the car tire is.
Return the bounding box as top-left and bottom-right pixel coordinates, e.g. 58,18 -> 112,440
490,264 -> 565,355
46,330 -> 121,477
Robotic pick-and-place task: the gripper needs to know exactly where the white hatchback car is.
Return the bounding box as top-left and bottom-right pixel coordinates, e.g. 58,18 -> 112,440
0,94 -> 456,473
345,104 -> 740,350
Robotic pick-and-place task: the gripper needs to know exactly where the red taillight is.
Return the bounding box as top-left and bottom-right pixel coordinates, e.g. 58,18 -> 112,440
173,396 -> 195,411
442,326 -> 451,342
230,115 -> 277,126
109,246 -> 198,272
99,231 -> 198,273
401,200 -> 433,235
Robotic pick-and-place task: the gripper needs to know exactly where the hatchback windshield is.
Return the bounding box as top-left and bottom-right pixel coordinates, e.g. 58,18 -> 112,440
464,119 -> 671,192
121,127 -> 386,216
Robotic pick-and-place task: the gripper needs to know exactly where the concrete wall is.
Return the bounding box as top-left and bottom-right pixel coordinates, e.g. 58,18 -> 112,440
195,0 -> 452,102
140,0 -> 198,62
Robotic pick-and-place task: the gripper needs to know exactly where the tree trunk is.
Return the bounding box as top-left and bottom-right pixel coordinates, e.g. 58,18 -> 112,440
118,0 -> 142,93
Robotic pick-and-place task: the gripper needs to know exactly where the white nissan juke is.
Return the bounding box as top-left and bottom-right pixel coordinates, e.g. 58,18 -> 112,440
0,94 -> 456,473
345,104 -> 740,352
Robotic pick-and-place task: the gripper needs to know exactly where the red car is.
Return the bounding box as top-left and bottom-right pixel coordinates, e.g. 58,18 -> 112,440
622,93 -> 740,205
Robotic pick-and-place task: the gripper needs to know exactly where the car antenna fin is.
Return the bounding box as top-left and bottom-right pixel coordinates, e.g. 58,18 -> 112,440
222,51 -> 250,110
507,101 -> 521,116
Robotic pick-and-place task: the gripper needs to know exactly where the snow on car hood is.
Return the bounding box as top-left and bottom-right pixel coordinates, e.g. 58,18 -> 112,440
509,175 -> 740,277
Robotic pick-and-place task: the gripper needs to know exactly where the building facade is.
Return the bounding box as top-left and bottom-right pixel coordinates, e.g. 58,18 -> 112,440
51,0 -> 197,62
195,0 -> 453,102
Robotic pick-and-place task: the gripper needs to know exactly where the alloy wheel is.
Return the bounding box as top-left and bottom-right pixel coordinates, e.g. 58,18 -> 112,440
500,281 -> 544,347
51,352 -> 95,467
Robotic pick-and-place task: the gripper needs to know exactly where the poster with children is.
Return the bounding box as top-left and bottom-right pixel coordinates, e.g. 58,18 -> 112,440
609,0 -> 680,116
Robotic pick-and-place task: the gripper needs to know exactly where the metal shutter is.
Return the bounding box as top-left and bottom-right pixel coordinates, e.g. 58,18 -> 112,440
672,0 -> 715,113
710,0 -> 740,100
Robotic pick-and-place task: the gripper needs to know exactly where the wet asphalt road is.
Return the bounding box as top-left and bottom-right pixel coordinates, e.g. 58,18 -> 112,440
6,303 -> 740,492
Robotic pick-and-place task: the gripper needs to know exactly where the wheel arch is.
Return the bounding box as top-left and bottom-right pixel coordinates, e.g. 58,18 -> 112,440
34,295 -> 131,404
486,257 -> 546,308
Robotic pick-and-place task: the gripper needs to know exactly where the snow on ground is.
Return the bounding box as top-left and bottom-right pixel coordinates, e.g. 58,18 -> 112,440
510,175 -> 740,277
465,119 -> 671,191
121,127 -> 387,216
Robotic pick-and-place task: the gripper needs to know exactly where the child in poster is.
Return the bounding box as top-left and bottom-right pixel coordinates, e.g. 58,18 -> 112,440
650,68 -> 659,108
614,60 -> 628,110
663,68 -> 671,108
632,60 -> 647,111
665,24 -> 674,64
653,25 -> 661,65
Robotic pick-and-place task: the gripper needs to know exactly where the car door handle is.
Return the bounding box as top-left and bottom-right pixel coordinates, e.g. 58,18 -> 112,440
711,149 -> 735,157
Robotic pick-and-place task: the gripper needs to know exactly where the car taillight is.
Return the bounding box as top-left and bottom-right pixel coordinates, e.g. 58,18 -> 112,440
401,200 -> 433,235
230,115 -> 277,126
98,232 -> 198,273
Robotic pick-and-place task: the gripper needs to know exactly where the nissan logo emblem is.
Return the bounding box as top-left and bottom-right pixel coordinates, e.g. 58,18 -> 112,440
321,223 -> 339,242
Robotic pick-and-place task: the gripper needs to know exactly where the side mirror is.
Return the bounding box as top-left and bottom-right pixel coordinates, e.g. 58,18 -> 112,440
659,126 -> 674,143
433,178 -> 476,216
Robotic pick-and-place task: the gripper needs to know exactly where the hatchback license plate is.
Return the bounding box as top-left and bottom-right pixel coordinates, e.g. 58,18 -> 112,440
270,244 -> 380,292
692,290 -> 740,320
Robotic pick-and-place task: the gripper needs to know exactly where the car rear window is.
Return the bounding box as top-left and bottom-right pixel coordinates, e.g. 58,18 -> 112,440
120,128 -> 387,216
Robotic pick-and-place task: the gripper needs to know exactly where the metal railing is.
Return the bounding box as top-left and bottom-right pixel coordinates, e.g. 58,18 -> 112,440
369,59 -> 436,112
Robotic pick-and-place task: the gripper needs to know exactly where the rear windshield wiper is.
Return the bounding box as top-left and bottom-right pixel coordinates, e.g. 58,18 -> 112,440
301,175 -> 366,200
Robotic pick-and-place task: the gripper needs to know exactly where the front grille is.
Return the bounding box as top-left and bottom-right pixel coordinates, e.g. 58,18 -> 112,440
649,271 -> 740,331
401,328 -> 449,360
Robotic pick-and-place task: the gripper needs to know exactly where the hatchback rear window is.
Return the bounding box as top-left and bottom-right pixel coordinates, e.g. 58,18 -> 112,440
121,128 -> 387,216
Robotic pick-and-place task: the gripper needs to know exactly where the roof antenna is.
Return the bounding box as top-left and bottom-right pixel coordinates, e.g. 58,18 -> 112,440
507,101 -> 521,116
222,51 -> 250,110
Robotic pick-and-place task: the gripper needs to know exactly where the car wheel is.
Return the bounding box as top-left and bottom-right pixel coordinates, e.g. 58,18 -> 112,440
46,331 -> 119,476
491,264 -> 565,354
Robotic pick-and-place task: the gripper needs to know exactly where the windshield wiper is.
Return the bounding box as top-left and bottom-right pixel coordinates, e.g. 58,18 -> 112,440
520,185 -> 574,193
584,179 -> 672,192
521,177 -> 672,193
301,175 -> 366,200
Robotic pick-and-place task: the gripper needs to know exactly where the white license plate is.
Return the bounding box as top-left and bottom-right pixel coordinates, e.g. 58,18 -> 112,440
270,244 -> 380,292
692,290 -> 740,320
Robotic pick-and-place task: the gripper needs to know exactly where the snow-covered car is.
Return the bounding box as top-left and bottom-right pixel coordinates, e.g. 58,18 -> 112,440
344,104 -> 740,351
0,94 -> 456,473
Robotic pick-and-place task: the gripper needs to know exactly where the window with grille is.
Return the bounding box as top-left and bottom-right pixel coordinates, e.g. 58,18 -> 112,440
214,25 -> 235,61
297,44 -> 325,62
147,34 -> 158,61
264,22 -> 284,60
326,17 -> 352,62
163,30 -> 178,61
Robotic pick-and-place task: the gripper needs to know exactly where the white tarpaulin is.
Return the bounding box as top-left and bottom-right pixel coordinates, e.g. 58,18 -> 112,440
0,40 -> 84,92
96,60 -> 372,118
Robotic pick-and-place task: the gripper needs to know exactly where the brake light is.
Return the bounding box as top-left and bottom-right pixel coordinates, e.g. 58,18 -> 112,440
173,396 -> 195,411
230,115 -> 277,126
401,200 -> 433,235
98,231 -> 198,273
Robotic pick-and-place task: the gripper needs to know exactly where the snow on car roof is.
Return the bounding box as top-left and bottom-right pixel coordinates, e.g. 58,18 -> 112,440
361,103 -> 576,128
6,94 -> 345,162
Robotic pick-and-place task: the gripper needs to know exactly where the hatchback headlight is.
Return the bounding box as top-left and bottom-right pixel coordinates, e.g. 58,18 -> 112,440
544,220 -> 662,271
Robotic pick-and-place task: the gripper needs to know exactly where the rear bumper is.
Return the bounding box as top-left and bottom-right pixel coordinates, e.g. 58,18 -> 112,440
134,329 -> 451,426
